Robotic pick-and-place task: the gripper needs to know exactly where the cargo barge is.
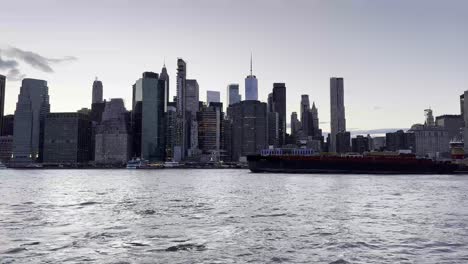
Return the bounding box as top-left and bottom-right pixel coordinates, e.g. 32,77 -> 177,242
247,149 -> 459,174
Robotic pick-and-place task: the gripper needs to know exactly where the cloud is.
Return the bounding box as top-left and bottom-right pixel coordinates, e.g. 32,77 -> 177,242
0,46 -> 77,81
2,47 -> 77,73
349,128 -> 408,136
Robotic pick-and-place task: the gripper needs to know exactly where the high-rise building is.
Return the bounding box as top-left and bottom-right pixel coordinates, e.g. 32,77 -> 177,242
435,115 -> 463,140
165,102 -> 177,160
133,72 -> 167,161
460,93 -> 465,122
12,78 -> 50,164
207,90 -> 220,105
0,75 -> 5,135
272,83 -> 286,146
95,99 -> 132,164
290,112 -> 301,136
335,131 -> 351,153
245,55 -> 258,101
1,114 -> 14,136
92,78 -> 103,104
410,124 -> 449,158
311,102 -> 321,137
300,95 -> 311,136
0,135 -> 13,163
330,77 -> 346,153
186,80 -> 199,118
197,102 -> 223,161
175,59 -> 188,161
424,109 -> 435,126
267,111 -> 279,147
43,113 -> 92,164
160,64 -> 170,106
227,100 -> 267,161
385,130 -> 415,152
352,135 -> 370,154
227,84 -> 241,106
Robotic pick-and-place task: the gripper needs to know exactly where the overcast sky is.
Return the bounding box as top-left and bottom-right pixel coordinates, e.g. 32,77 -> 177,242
1,0 -> 467,133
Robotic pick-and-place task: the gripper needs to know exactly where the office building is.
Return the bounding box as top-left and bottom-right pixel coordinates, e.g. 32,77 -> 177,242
43,113 -> 92,164
227,100 -> 267,161
271,83 -> 286,145
227,84 -> 241,106
133,72 -> 167,161
0,75 -> 5,135
245,55 -> 258,100
92,78 -> 103,104
160,64 -> 170,105
330,77 -> 346,152
0,135 -> 13,163
197,102 -> 223,161
95,99 -> 131,164
385,130 -> 415,152
165,103 -> 177,160
352,135 -> 370,154
335,131 -> 351,153
207,90 -> 220,105
1,114 -> 14,136
267,112 -> 279,147
12,78 -> 50,164
372,136 -> 386,151
290,112 -> 301,136
410,124 -> 449,158
175,58 -> 188,160
436,115 -> 463,140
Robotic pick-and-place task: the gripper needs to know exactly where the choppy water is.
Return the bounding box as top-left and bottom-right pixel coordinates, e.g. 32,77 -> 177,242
1,169 -> 468,263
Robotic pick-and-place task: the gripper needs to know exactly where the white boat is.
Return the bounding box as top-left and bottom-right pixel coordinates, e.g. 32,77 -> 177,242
126,158 -> 149,169
164,161 -> 181,168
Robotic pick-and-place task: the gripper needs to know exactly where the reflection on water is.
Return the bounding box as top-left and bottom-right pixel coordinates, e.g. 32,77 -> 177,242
1,169 -> 468,263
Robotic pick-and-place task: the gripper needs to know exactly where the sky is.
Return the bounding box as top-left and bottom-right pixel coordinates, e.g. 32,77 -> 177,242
1,0 -> 467,134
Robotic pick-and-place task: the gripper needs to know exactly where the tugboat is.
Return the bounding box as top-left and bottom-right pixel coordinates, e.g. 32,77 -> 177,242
126,158 -> 150,169
247,148 -> 458,174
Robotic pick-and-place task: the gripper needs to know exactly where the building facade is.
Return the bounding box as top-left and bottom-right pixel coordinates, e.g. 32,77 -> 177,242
0,135 -> 13,163
245,55 -> 258,101
272,83 -> 286,146
95,99 -> 131,164
207,90 -> 220,105
336,131 -> 351,153
12,78 -> 50,164
92,78 -> 103,104
0,75 -> 5,135
43,113 -> 92,164
227,84 -> 241,106
385,130 -> 415,152
330,77 -> 346,153
435,115 -> 463,140
352,135 -> 370,154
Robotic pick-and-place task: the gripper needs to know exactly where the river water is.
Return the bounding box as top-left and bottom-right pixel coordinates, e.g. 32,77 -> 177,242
1,169 -> 468,263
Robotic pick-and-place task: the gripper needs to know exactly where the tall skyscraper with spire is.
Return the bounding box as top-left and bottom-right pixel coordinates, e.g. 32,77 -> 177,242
330,77 -> 346,153
311,102 -> 320,136
245,54 -> 258,101
12,78 -> 50,164
159,63 -> 169,107
92,78 -> 103,104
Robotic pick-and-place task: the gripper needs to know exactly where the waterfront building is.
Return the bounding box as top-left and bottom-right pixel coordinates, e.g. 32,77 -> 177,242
227,100 -> 267,161
311,102 -> 321,137
436,115 -> 463,140
197,102 -> 223,161
43,113 -> 92,164
272,83 -> 286,146
227,83 -> 241,106
0,135 -> 13,163
95,99 -> 131,164
385,130 -> 415,152
335,131 -> 351,153
372,136 -> 386,151
133,72 -> 167,161
245,55 -> 258,101
175,59 -> 188,161
12,78 -> 50,164
207,90 -> 220,105
165,102 -> 177,160
1,114 -> 13,136
424,109 -> 435,126
410,110 -> 450,158
300,95 -> 310,136
0,75 -> 5,135
464,90 -> 468,153
92,78 -> 103,104
352,135 -> 370,154
330,77 -> 346,153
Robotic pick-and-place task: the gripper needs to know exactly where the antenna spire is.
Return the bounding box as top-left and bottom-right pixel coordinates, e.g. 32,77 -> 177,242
163,57 -> 166,68
250,52 -> 253,76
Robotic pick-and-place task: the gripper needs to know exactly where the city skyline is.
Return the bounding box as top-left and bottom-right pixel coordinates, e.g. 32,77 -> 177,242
1,0 -> 468,133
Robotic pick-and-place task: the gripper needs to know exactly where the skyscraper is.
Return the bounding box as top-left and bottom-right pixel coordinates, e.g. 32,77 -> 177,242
197,102 -> 223,161
330,77 -> 346,153
290,112 -> 301,136
133,72 -> 167,161
300,94 -> 311,136
0,75 -> 5,135
272,83 -> 286,146
12,78 -> 50,164
92,78 -> 103,104
160,64 -> 170,106
95,98 -> 131,164
311,102 -> 321,137
175,58 -> 188,160
245,54 -> 258,101
227,84 -> 241,106
186,79 -> 200,155
207,90 -> 220,105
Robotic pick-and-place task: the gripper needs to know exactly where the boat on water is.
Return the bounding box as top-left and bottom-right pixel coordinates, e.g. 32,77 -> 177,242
247,149 -> 459,174
126,158 -> 150,169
